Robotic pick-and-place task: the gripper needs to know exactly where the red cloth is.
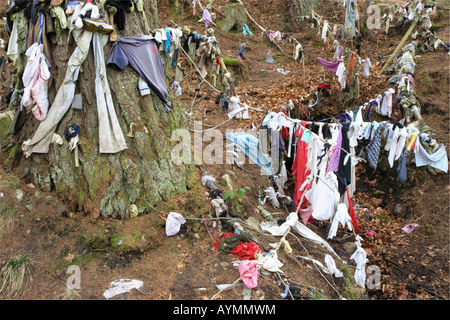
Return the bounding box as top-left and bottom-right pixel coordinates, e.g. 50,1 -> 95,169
291,121 -> 310,208
213,233 -> 262,260
317,83 -> 332,90
231,241 -> 262,260
346,188 -> 361,234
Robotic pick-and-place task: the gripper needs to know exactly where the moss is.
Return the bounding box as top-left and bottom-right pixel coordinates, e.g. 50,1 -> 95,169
5,144 -> 21,172
224,57 -> 243,66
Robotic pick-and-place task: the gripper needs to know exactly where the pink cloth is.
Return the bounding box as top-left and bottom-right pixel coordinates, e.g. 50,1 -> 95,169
238,260 -> 259,289
22,64 -> 50,121
402,223 -> 420,234
317,47 -> 343,73
299,207 -> 313,225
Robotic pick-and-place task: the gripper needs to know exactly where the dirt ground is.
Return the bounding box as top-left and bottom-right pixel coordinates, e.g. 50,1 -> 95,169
0,0 -> 449,302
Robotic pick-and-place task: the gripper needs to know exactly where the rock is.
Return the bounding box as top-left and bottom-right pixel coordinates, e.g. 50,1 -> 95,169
25,204 -> 33,212
393,204 -> 403,217
221,3 -> 248,33
193,233 -> 200,239
221,174 -> 234,191
15,189 -> 24,201
343,242 -> 358,254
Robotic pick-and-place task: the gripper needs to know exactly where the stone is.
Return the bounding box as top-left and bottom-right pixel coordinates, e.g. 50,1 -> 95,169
25,204 -> 33,212
220,3 -> 248,33
343,242 -> 358,254
393,204 -> 403,217
15,189 -> 24,201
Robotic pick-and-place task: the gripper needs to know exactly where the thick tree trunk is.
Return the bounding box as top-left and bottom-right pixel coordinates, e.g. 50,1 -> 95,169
1,0 -> 194,219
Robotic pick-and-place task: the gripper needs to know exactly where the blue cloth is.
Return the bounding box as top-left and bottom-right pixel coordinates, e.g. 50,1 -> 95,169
242,24 -> 253,36
164,28 -> 171,55
280,285 -> 290,298
225,132 -> 272,175
64,124 -> 80,141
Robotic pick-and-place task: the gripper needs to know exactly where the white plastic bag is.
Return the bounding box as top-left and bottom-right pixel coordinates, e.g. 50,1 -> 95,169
165,212 -> 186,236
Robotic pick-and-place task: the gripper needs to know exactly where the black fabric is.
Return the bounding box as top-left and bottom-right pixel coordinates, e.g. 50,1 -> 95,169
106,0 -> 132,31
336,122 -> 351,195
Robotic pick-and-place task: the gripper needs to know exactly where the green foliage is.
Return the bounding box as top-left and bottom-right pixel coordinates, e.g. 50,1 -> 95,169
223,186 -> 250,200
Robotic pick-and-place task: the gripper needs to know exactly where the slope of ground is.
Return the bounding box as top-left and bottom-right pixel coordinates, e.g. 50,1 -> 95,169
0,0 -> 448,301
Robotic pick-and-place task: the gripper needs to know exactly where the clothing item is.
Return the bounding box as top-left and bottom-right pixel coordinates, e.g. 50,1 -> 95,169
414,139 -> 448,173
363,58 -> 372,78
345,0 -> 359,38
291,123 -> 311,208
165,212 -> 186,236
107,35 -> 172,112
225,132 -> 272,175
317,47 -> 343,73
22,28 -> 93,155
366,122 -> 388,170
21,43 -> 51,121
92,32 -> 128,154
304,170 -> 340,221
238,260 -> 259,289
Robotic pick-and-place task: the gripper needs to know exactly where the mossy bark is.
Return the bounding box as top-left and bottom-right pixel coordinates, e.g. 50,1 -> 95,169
0,1 -> 194,219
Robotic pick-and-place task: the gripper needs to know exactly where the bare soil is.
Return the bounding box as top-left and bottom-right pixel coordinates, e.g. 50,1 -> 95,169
0,0 -> 448,301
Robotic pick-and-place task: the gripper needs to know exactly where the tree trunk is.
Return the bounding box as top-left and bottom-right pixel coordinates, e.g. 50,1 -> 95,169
0,0 -> 195,219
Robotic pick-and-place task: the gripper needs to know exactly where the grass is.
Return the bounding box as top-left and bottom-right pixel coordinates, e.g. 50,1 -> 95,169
59,288 -> 81,300
0,202 -> 17,239
341,265 -> 365,300
0,255 -> 33,298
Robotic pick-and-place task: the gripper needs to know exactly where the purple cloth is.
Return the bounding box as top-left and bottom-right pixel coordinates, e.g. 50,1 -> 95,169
327,124 -> 342,173
317,48 -> 343,73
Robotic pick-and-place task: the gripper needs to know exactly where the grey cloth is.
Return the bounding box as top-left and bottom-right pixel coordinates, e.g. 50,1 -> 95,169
345,0 -> 359,38
22,30 -> 128,155
92,32 -> 128,154
106,35 -> 172,112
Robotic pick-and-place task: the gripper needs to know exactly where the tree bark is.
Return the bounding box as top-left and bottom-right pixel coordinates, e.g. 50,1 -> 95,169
1,0 -> 194,219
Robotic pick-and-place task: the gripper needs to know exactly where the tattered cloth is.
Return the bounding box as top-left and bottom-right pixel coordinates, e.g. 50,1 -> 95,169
214,232 -> 268,260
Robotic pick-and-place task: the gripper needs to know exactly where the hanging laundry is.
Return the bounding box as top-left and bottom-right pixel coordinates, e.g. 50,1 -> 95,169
237,42 -> 247,60
107,35 -> 172,112
304,170 -> 340,221
242,24 -> 253,36
414,138 -> 448,173
345,0 -> 359,38
366,122 -> 388,170
165,212 -> 186,236
321,20 -> 328,44
21,43 -> 51,121
266,49 -> 274,65
328,203 -> 353,240
379,88 -> 395,117
294,43 -> 303,61
225,132 -> 272,175
317,47 -> 343,73
291,122 -> 311,208
23,17 -> 123,156
171,81 -> 182,97
202,8 -> 212,28
363,57 -> 372,78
